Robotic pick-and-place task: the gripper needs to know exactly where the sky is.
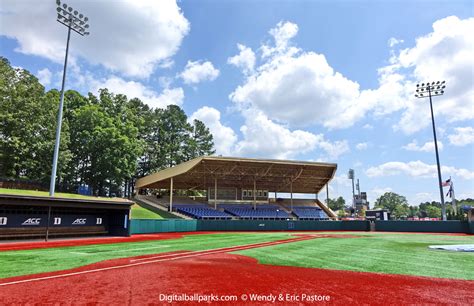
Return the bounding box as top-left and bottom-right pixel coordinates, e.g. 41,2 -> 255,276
1,0 -> 473,206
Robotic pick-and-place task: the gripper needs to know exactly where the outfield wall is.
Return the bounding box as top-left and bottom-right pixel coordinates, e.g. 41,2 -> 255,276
130,219 -> 472,234
130,219 -> 197,234
196,220 -> 368,231
374,220 -> 469,233
130,220 -> 368,234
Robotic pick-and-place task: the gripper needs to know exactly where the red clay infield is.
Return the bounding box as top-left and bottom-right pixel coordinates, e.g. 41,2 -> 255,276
0,235 -> 472,304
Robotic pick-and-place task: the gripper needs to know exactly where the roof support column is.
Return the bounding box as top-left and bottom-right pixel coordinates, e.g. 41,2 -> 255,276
169,177 -> 173,212
253,178 -> 256,210
214,177 -> 217,210
326,183 -> 329,205
290,181 -> 293,212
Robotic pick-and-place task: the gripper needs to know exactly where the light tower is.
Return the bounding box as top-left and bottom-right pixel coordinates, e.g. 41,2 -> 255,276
49,0 -> 90,196
415,81 -> 447,221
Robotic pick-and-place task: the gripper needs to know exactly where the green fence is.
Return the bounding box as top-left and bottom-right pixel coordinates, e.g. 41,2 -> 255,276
130,219 -> 472,234
374,220 -> 469,233
196,220 -> 368,231
130,219 -> 197,234
130,219 -> 368,234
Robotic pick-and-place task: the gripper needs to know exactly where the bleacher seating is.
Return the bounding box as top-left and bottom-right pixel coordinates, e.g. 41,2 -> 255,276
292,206 -> 329,220
174,204 -> 232,220
220,204 -> 291,220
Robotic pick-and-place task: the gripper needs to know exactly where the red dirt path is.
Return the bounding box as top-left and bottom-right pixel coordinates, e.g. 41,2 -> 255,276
0,232 -> 217,251
0,236 -> 472,304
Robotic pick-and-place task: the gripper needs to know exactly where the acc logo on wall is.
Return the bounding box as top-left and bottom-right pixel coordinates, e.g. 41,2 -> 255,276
0,217 -> 7,226
22,218 -> 41,225
72,218 -> 87,225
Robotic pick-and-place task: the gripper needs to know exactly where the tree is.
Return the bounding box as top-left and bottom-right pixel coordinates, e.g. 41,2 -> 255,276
1,55 -> 215,197
326,196 -> 345,211
0,57 -> 71,183
187,119 -> 215,159
425,205 -> 441,218
374,192 -> 408,219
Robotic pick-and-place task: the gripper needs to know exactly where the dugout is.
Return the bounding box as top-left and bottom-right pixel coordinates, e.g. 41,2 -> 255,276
0,194 -> 132,239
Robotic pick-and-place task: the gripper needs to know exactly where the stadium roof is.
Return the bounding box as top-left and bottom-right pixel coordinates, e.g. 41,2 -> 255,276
135,156 -> 337,194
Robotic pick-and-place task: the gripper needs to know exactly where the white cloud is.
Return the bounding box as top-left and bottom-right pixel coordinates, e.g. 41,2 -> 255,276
229,21 -> 409,130
179,60 -> 220,84
356,142 -> 368,150
392,16 -> 474,134
0,0 -> 189,78
370,187 -> 393,203
318,139 -> 350,161
37,68 -> 52,85
190,107 -> 237,156
413,192 -> 434,204
366,160 -> 474,180
402,140 -> 443,152
363,124 -> 373,130
91,76 -> 183,109
448,127 -> 474,146
235,109 -> 349,160
388,37 -> 404,47
235,109 -> 320,159
227,44 -> 256,75
261,21 -> 299,58
229,17 -> 472,135
190,105 -> 348,160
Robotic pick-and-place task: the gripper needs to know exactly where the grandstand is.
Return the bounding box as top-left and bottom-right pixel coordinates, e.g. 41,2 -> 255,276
220,203 -> 291,220
135,156 -> 338,220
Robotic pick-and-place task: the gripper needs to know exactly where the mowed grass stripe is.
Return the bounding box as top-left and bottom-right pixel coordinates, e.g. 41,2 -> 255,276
0,233 -> 294,279
235,234 -> 474,280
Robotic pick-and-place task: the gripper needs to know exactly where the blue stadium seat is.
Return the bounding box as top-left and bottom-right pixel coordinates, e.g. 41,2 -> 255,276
292,206 -> 329,220
220,204 -> 291,220
174,204 -> 232,220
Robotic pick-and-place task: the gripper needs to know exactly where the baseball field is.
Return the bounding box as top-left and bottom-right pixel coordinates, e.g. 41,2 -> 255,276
0,231 -> 473,304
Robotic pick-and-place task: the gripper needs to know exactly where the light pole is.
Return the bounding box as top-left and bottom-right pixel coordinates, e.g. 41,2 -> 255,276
348,169 -> 355,214
49,0 -> 90,197
415,81 -> 447,221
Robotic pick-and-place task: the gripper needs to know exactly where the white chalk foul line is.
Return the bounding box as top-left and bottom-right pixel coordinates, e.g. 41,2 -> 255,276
0,236 -> 314,287
129,236 -> 312,262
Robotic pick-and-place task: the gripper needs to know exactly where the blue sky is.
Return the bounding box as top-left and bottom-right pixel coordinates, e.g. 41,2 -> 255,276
1,0 -> 473,206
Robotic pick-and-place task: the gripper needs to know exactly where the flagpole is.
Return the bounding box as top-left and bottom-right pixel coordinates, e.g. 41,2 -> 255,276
451,179 -> 457,216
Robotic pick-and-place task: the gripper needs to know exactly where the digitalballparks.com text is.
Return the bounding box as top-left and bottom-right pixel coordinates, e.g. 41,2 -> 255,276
159,293 -> 331,303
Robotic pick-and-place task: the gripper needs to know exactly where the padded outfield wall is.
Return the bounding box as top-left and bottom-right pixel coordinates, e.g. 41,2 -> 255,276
130,219 -> 472,234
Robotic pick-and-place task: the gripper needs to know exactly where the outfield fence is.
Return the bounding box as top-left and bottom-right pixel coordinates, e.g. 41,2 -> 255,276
374,220 -> 470,233
130,219 -> 472,235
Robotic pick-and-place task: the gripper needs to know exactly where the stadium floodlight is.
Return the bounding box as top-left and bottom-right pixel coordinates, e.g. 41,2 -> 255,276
49,2 -> 90,197
415,81 -> 448,221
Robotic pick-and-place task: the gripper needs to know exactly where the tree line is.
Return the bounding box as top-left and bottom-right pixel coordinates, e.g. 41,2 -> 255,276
326,192 -> 472,220
0,57 -> 215,196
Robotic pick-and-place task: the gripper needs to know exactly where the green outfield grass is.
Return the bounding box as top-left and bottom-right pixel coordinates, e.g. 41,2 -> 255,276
0,188 -> 130,203
0,233 -> 294,279
235,232 -> 474,280
130,204 -> 164,219
0,232 -> 472,280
